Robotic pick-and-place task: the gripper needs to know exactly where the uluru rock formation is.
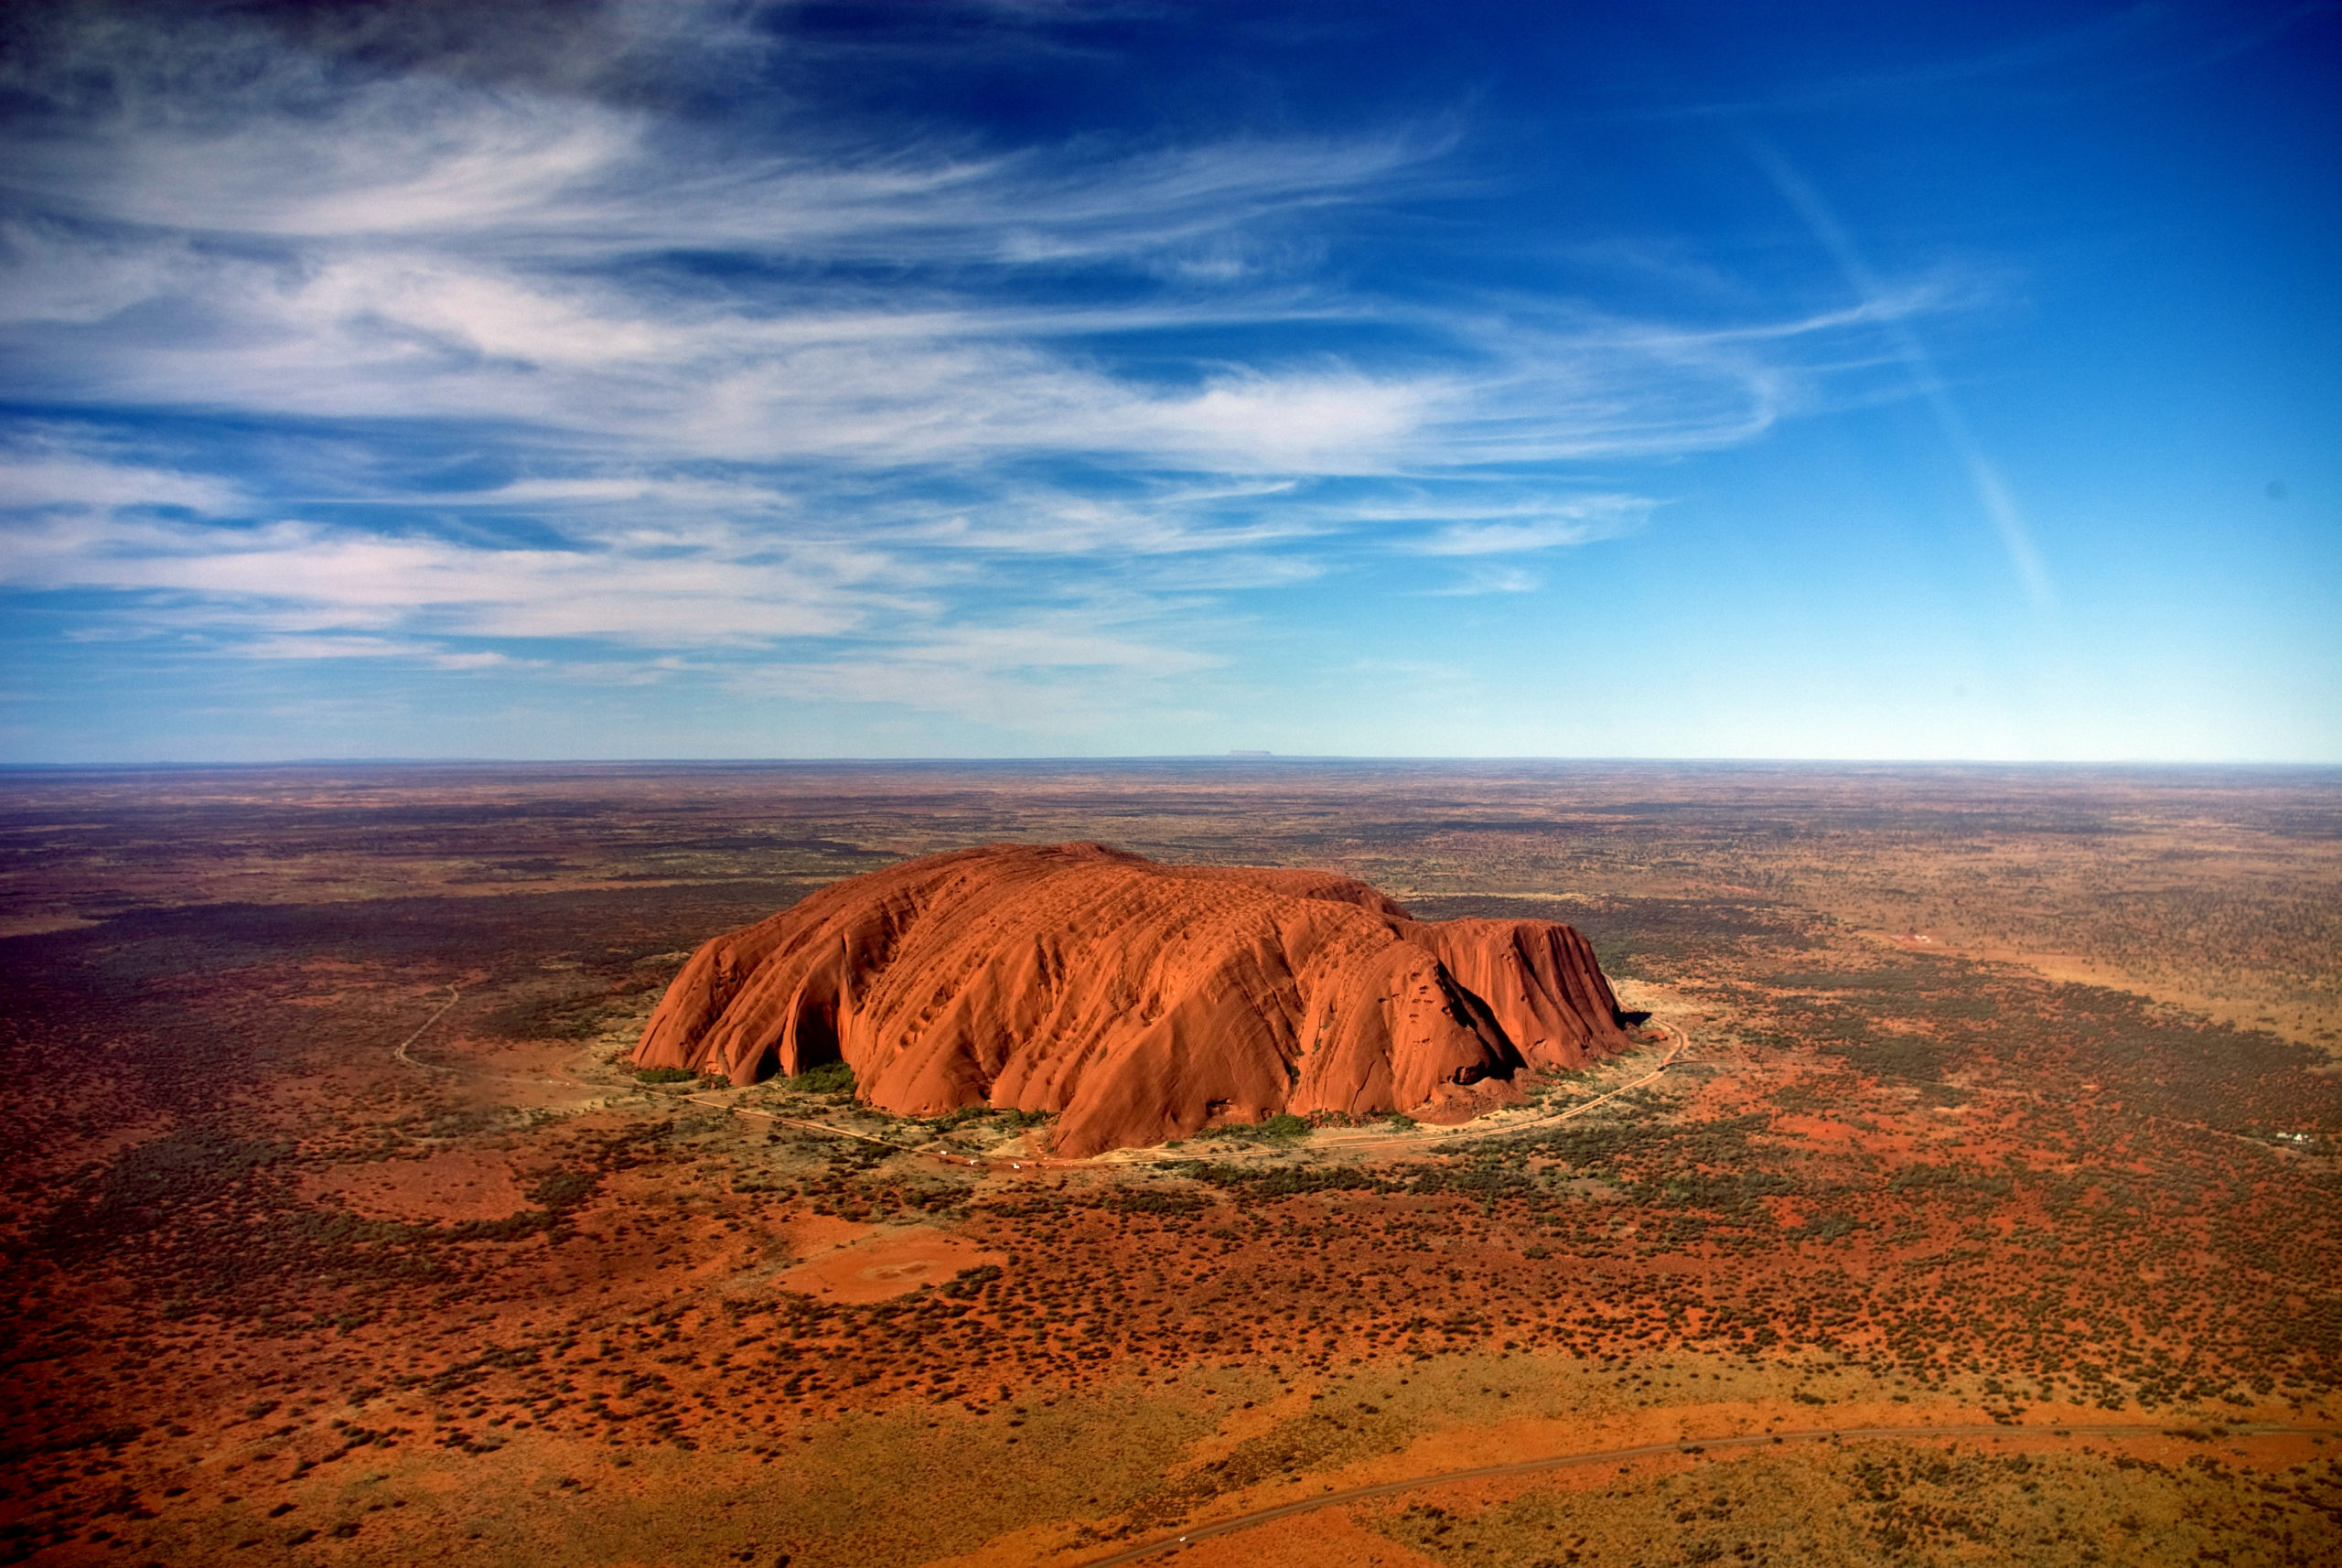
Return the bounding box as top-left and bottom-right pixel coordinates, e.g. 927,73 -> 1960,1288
635,843 -> 1636,1157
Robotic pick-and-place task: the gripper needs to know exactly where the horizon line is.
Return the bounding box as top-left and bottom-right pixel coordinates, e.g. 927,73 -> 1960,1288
3,756 -> 2338,772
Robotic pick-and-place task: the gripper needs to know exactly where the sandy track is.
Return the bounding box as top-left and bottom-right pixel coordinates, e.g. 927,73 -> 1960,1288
1071,1418 -> 2334,1566
1302,1018 -> 1692,1161
392,984 -> 461,1071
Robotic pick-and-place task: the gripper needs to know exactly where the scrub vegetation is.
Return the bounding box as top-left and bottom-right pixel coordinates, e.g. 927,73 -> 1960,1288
0,761 -> 2334,1565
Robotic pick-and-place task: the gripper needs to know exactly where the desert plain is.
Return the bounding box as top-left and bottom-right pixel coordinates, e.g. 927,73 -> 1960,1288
2,759 -> 2337,1566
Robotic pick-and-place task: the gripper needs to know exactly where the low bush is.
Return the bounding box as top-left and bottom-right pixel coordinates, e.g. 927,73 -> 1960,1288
1198,1112 -> 1312,1144
781,1061 -> 856,1094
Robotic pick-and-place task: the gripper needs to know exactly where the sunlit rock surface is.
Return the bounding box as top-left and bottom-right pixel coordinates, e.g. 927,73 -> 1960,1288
636,843 -> 1634,1155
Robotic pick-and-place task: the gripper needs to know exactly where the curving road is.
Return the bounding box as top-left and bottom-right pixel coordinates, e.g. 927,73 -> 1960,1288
393,984 -> 462,1071
1302,1017 -> 1692,1161
1069,1418 -> 2329,1566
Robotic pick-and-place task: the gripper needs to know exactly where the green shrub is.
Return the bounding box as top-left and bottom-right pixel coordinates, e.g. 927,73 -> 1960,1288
529,1169 -> 599,1212
940,1263 -> 1003,1299
634,1066 -> 695,1084
1198,1112 -> 1313,1144
782,1060 -> 856,1094
920,1104 -> 996,1134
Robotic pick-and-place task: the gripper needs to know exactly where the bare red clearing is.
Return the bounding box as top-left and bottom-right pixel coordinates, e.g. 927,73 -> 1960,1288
777,1220 -> 1007,1304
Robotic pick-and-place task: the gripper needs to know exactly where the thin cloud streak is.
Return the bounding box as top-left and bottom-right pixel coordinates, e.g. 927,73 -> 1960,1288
0,511 -> 896,645
0,0 -> 1999,737
1402,495 -> 1651,556
1744,135 -> 2055,610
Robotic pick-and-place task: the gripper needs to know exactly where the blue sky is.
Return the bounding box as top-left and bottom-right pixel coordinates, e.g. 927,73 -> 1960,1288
1,0 -> 2335,762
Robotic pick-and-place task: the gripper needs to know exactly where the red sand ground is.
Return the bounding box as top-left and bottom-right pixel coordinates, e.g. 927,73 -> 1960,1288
4,764 -> 2337,1566
777,1219 -> 1006,1304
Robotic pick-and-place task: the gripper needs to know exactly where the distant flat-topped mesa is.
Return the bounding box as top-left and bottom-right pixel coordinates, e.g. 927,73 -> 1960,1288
635,843 -> 1635,1157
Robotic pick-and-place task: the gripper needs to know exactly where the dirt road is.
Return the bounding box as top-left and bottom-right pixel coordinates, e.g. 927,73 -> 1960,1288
1298,1018 -> 1691,1162
392,984 -> 461,1071
1071,1417 -> 2332,1566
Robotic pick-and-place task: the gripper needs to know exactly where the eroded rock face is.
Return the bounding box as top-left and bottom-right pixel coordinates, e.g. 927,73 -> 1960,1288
634,843 -> 1632,1156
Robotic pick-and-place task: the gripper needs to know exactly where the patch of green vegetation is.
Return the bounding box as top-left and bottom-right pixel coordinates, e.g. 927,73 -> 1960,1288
1638,1168 -> 1797,1214
1820,1031 -> 1956,1082
528,1168 -> 600,1212
634,1066 -> 695,1084
1174,1163 -> 1401,1197
1409,1157 -> 1535,1200
918,1104 -> 996,1134
781,1061 -> 856,1094
484,993 -> 621,1041
1767,968 -> 1925,993
446,1211 -> 553,1242
1792,1212 -> 1857,1242
1769,1081 -> 1829,1113
1886,1164 -> 2010,1198
1198,1112 -> 1312,1144
912,1101 -> 1050,1135
940,1263 -> 1003,1299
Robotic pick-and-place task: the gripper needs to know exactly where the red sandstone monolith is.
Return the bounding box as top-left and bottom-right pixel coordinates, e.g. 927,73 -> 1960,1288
634,843 -> 1633,1156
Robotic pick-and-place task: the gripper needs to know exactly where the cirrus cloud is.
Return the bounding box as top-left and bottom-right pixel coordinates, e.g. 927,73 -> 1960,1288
0,0 -> 1973,742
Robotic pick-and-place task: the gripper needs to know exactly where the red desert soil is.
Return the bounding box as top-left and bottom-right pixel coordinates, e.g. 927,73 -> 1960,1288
777,1218 -> 1007,1304
299,1148 -> 526,1223
635,842 -> 1634,1155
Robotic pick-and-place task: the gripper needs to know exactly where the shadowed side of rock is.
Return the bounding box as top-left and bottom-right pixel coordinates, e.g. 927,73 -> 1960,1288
635,843 -> 1634,1156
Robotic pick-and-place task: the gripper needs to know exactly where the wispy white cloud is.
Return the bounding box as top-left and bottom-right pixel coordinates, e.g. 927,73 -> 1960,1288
1405,494 -> 1651,556
1743,136 -> 2054,609
0,0 -> 1978,735
0,511 -> 892,645
732,620 -> 1230,735
236,633 -> 539,670
0,445 -> 246,513
1421,564 -> 1542,596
